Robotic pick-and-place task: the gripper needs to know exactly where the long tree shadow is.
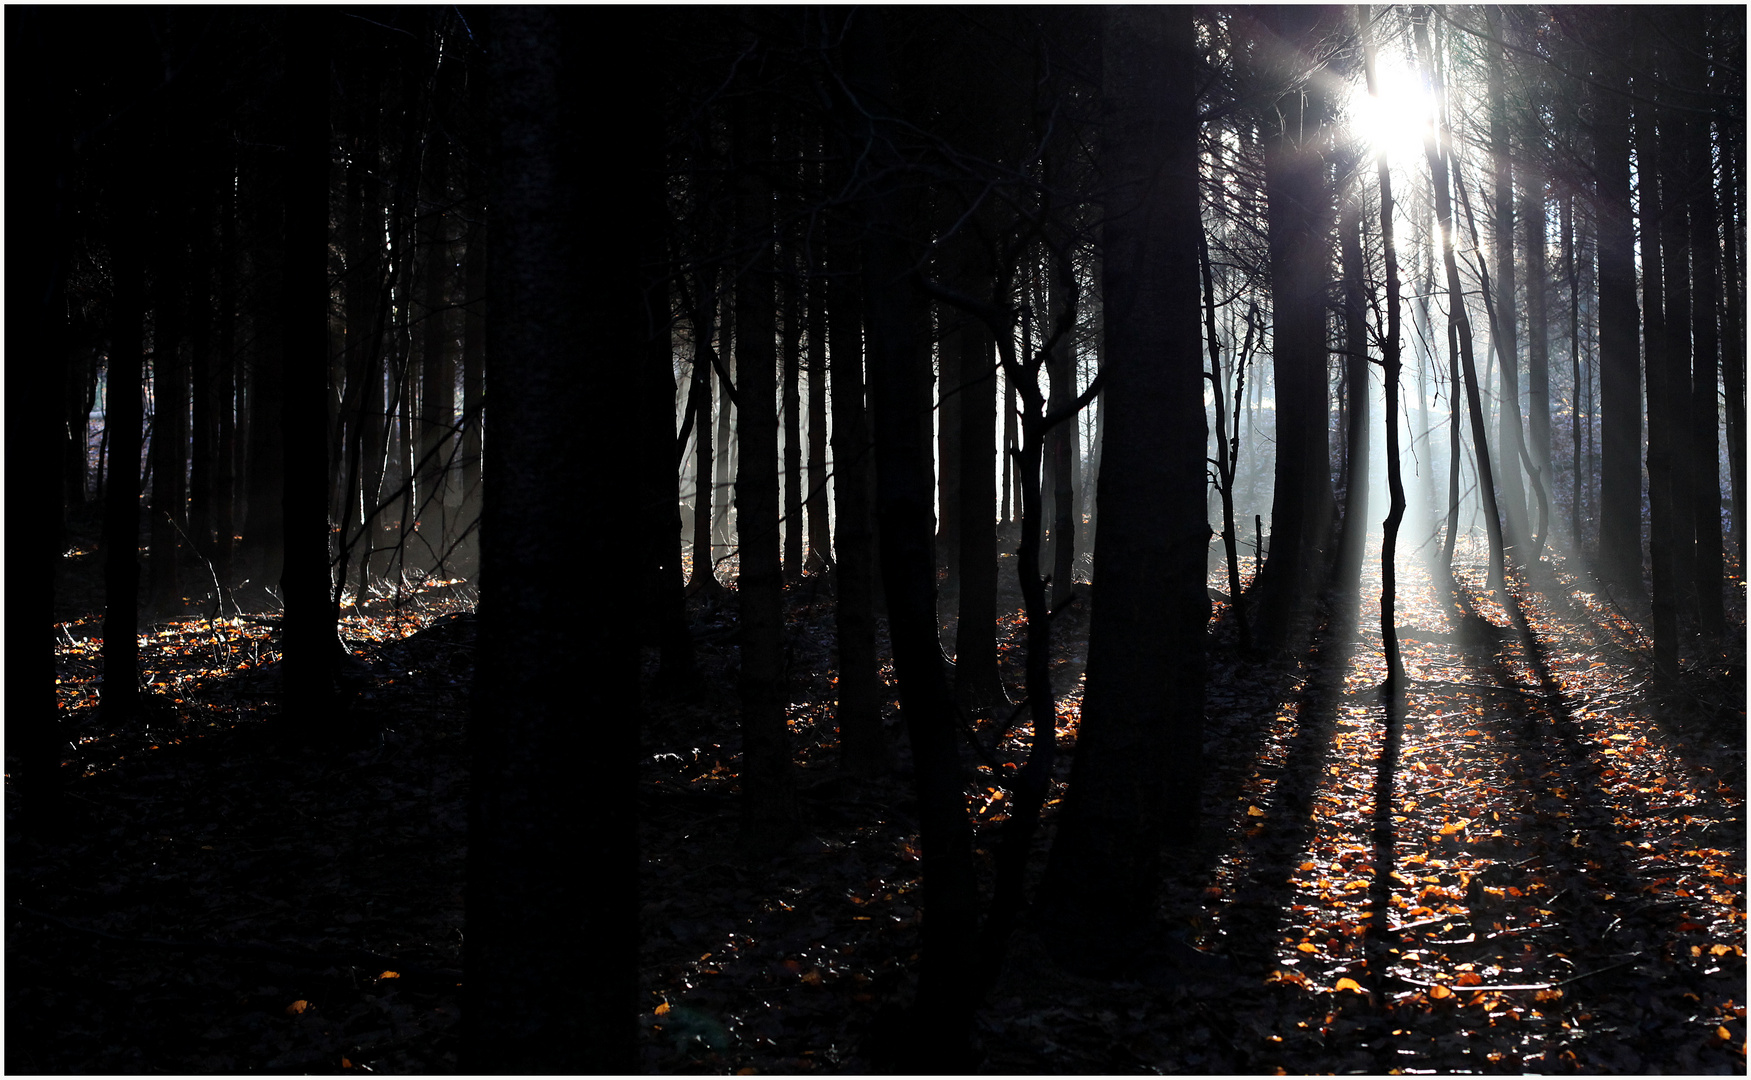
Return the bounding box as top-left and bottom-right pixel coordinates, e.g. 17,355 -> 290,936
1412,554 -> 1745,1066
1208,571 -> 1369,975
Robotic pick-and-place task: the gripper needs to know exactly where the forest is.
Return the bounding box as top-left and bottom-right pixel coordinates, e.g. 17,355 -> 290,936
6,4 -> 1746,1074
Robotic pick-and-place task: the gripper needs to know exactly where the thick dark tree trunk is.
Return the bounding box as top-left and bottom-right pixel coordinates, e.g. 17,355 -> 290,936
102,198 -> 146,725
839,9 -> 978,1063
733,92 -> 799,851
1523,176 -> 1552,506
1254,5 -> 1336,644
189,196 -> 216,559
1689,25 -> 1726,637
1724,104 -> 1747,563
279,10 -> 340,732
1636,81 -> 1680,675
215,153 -> 239,584
239,141 -> 287,588
1042,3 -> 1205,975
937,299 -> 964,598
148,217 -> 187,613
418,129 -> 456,569
1046,253 -> 1077,608
1592,35 -> 1644,588
687,261 -> 725,595
464,9 -> 639,1071
1562,194 -> 1583,547
459,163 -> 485,560
827,201 -> 887,773
953,232 -> 1005,714
1656,95 -> 1698,638
11,11 -> 72,833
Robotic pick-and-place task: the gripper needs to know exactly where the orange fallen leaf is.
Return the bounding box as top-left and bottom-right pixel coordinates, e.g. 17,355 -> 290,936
286,999 -> 309,1015
1428,984 -> 1454,1000
379,971 -> 399,980
1457,971 -> 1484,987
1297,942 -> 1318,954
655,1002 -> 671,1016
1248,806 -> 1267,817
1334,977 -> 1364,993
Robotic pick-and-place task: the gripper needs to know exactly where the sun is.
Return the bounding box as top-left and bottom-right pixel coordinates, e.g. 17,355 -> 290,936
1347,53 -> 1436,164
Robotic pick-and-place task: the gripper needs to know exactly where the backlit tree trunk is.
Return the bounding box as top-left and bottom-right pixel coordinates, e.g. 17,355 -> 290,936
465,8 -> 639,1070
1043,2 -> 1205,973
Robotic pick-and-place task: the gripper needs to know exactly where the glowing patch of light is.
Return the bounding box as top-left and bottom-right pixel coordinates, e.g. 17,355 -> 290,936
1349,54 -> 1436,165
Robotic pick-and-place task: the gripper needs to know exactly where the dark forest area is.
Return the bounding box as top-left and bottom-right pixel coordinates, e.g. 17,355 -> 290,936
6,5 -> 1747,1074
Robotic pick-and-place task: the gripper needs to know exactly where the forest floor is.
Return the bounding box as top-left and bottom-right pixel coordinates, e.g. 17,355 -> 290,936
7,525 -> 1746,1073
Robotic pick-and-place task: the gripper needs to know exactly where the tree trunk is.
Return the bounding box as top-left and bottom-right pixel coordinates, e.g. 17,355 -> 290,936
1723,94 -> 1747,563
1254,4 -> 1336,644
1690,76 -> 1725,637
240,140 -> 287,587
782,192 -> 806,583
1042,3 -> 1205,974
952,230 -> 1005,714
1592,30 -> 1643,588
1336,140 -> 1370,588
188,197 -> 215,558
460,173 -> 485,560
102,194 -> 146,725
805,210 -> 832,574
839,10 -> 978,1062
1415,12 -> 1508,594
637,112 -> 697,694
937,299 -> 963,597
12,10 -> 72,834
464,9 -> 638,1070
280,10 -> 341,731
687,260 -> 724,595
1362,5 -> 1407,687
1656,92 -> 1698,638
1046,253 -> 1076,608
216,152 -> 239,583
827,202 -> 887,772
148,211 -> 187,613
418,128 -> 456,569
1001,339 -> 1018,533
1523,174 -> 1552,505
733,94 -> 798,851
1636,79 -> 1680,675
1486,8 -> 1529,547
1201,225 -> 1250,651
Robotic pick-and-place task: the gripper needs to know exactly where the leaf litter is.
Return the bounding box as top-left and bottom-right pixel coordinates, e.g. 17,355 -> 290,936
11,533 -> 1744,1073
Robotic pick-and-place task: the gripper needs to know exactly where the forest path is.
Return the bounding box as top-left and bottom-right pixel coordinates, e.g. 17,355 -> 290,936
1200,534 -> 1745,1072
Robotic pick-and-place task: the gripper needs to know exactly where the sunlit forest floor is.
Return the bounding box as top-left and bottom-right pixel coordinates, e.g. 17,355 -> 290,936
8,522 -> 1745,1073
